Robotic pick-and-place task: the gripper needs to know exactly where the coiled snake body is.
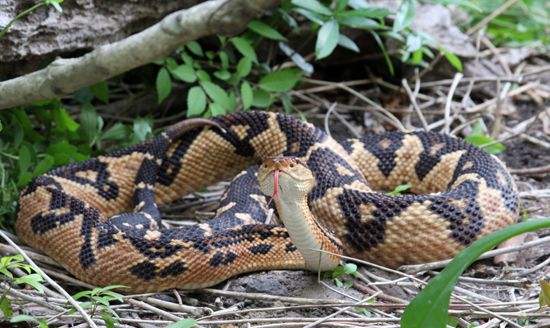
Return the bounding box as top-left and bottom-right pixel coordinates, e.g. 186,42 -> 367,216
16,112 -> 519,292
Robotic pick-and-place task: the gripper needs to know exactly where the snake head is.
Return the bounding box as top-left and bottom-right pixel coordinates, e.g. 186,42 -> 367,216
258,157 -> 315,200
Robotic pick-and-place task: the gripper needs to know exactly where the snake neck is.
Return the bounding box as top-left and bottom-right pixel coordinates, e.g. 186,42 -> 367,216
274,194 -> 342,272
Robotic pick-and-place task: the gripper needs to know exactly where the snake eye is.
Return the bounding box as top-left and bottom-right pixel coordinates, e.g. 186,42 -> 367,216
289,163 -> 295,168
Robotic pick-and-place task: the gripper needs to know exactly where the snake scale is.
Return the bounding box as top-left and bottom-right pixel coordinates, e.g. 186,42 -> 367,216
16,112 -> 519,292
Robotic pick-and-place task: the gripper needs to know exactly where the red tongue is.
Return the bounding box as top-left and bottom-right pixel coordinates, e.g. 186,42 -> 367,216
271,170 -> 280,199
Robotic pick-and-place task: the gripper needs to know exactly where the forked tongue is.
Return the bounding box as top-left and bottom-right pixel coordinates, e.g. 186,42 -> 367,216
271,169 -> 280,200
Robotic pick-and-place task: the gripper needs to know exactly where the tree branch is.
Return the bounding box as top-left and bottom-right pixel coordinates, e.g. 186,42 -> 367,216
0,0 -> 280,110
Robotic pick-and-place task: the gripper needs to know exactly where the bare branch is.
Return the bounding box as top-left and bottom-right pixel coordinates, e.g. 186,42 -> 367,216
0,0 -> 280,109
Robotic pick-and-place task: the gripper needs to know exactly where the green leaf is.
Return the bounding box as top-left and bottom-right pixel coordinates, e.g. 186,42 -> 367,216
294,8 -> 325,25
166,318 -> 197,328
200,81 -> 231,109
464,135 -> 505,155
231,37 -> 258,63
132,118 -> 153,142
540,280 -> 550,309
316,20 -> 339,59
90,81 -> 109,103
338,34 -> 360,52
33,156 -> 55,176
252,89 -> 273,108
393,0 -> 415,32
10,315 -> 38,324
100,123 -> 128,141
339,8 -> 390,18
401,218 -> 550,328
52,107 -> 79,132
441,49 -> 463,72
387,183 -> 411,196
186,41 -> 204,57
335,0 -> 349,13
80,103 -> 101,142
292,0 -> 332,16
156,67 -> 172,103
344,263 -> 357,274
187,86 -> 207,117
258,69 -> 301,92
171,65 -> 196,83
338,16 -> 384,30
372,31 -> 394,75
236,57 -> 252,78
240,82 -> 253,110
15,273 -> 45,293
0,297 -> 13,318
209,103 -> 226,116
195,70 -> 211,82
248,20 -> 287,41
18,144 -> 32,174
213,70 -> 231,81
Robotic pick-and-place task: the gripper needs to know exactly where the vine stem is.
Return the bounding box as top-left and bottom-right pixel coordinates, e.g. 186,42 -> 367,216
0,230 -> 98,328
0,3 -> 46,38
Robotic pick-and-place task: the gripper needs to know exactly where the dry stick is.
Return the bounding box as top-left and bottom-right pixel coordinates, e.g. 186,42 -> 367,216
400,235 -> 550,273
303,292 -> 381,328
0,231 -> 98,328
313,250 -> 522,327
127,298 -> 183,322
466,82 -> 539,113
0,0 -> 280,109
509,164 -> 550,176
200,288 -> 348,305
401,79 -> 429,131
443,73 -> 464,134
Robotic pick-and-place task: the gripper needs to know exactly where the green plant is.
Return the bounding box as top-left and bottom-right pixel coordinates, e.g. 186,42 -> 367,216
401,217 -> 550,328
0,0 -> 64,38
386,183 -> 411,196
156,32 -> 301,117
0,254 -> 46,320
464,120 -> 506,154
166,318 -> 198,328
70,285 -> 127,328
326,262 -> 358,288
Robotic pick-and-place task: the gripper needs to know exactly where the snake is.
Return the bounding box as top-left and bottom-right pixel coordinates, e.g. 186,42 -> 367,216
15,111 -> 519,292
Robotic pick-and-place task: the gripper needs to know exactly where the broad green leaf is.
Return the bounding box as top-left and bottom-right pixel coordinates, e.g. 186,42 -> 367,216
186,41 -> 204,57
393,0 -> 415,32
171,65 -> 196,83
15,273 -> 45,293
187,86 -> 207,117
90,81 -> 109,103
101,123 -> 128,141
200,81 -> 231,109
33,156 -> 54,176
231,37 -> 258,63
442,49 -> 463,72
195,70 -> 211,82
540,280 -> 550,309
240,81 -> 253,110
0,297 -> 12,318
464,135 -> 505,154
132,118 -> 153,142
236,57 -> 252,78
248,20 -> 287,41
344,263 -> 357,274
166,318 -> 197,328
209,103 -> 226,116
100,312 -> 116,328
401,218 -> 550,328
165,58 -> 178,71
338,34 -> 360,52
18,144 -> 33,174
252,89 -> 273,108
80,103 -> 101,142
52,107 -> 79,132
316,20 -> 339,59
258,69 -> 301,92
156,67 -> 172,103
219,51 -> 229,70
213,70 -> 231,81
292,0 -> 332,16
